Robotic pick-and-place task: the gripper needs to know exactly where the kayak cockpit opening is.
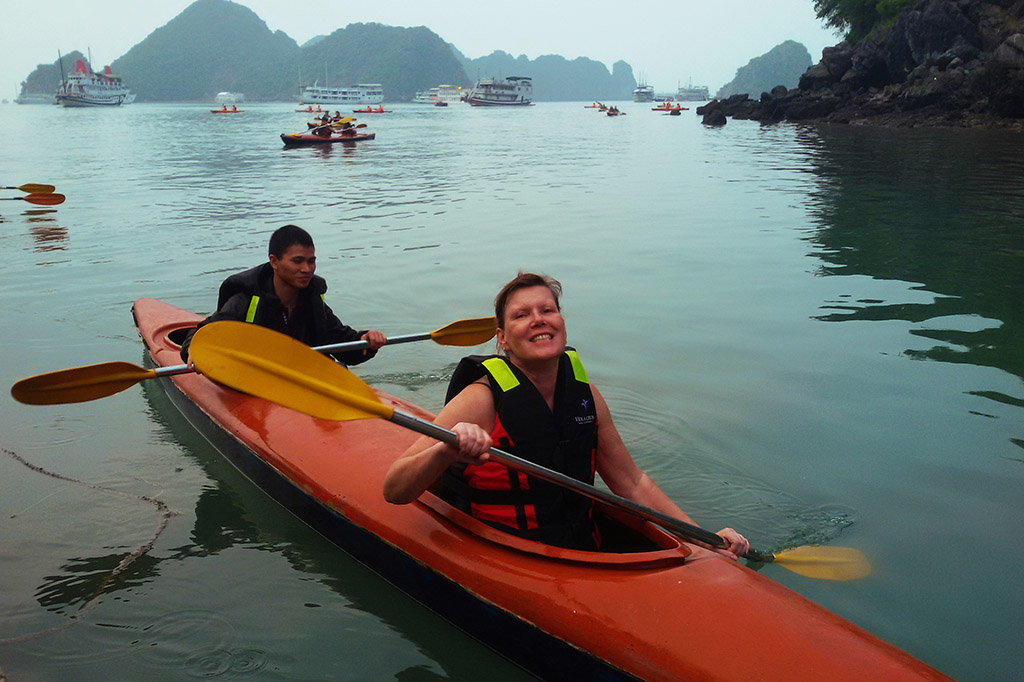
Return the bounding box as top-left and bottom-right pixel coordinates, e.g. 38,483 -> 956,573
419,493 -> 689,566
167,327 -> 194,348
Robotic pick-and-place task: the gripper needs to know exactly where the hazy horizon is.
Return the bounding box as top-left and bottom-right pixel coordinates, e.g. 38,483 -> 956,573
3,0 -> 841,99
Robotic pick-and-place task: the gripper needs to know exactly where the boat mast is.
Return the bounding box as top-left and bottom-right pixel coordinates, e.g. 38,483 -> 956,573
57,50 -> 66,92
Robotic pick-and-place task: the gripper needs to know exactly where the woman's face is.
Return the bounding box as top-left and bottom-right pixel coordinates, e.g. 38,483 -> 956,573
497,285 -> 566,364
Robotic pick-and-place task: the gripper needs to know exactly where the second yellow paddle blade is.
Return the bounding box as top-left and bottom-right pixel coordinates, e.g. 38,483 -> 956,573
11,362 -> 156,405
431,317 -> 497,346
189,321 -> 390,422
772,545 -> 872,581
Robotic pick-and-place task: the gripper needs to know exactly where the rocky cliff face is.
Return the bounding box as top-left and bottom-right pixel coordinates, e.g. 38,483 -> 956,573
698,0 -> 1024,128
716,40 -> 812,99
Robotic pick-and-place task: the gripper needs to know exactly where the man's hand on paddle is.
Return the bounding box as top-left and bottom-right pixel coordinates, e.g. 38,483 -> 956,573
362,330 -> 387,350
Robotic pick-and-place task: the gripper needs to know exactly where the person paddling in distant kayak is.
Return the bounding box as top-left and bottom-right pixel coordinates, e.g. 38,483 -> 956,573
383,272 -> 750,557
179,224 -> 385,365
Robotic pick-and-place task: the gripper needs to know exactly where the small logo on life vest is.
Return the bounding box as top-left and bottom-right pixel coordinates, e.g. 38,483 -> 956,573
575,398 -> 595,424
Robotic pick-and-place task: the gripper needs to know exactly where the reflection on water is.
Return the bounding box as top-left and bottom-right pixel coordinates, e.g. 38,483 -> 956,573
10,375 -> 529,680
29,224 -> 68,252
800,125 -> 1024,420
138,379 -> 530,681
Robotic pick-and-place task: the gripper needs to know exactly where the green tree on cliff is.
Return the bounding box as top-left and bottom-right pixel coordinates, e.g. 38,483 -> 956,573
814,0 -> 919,42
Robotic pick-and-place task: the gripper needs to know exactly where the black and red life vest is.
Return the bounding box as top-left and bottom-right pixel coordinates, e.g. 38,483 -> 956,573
440,351 -> 600,550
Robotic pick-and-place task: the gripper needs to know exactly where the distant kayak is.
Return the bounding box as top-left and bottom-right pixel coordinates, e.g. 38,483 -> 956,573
353,108 -> 391,113
280,131 -> 376,146
211,108 -> 243,114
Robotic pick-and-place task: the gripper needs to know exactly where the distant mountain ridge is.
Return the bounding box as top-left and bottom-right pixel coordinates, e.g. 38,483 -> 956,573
17,0 -> 636,102
453,48 -> 635,101
716,40 -> 812,99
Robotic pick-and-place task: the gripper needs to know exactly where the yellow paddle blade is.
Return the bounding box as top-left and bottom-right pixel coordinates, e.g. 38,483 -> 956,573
5,183 -> 56,193
770,545 -> 872,581
11,362 -> 157,405
431,317 -> 497,346
22,193 -> 66,206
189,321 -> 393,422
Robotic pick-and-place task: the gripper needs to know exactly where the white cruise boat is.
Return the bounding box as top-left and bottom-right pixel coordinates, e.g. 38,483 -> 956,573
676,80 -> 710,101
412,87 -> 437,104
56,59 -> 135,107
299,82 -> 384,106
463,76 -> 533,106
14,92 -> 56,105
436,84 -> 463,103
412,84 -> 464,104
215,91 -> 245,104
633,84 -> 654,102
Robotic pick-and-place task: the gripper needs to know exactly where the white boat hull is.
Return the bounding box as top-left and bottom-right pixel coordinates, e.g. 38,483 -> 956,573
465,97 -> 533,106
58,93 -> 135,107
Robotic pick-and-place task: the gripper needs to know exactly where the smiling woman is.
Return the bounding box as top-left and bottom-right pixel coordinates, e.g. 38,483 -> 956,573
382,272 -> 752,557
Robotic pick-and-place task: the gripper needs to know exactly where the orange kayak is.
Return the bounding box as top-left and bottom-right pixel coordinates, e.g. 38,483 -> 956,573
132,297 -> 952,682
211,109 -> 243,114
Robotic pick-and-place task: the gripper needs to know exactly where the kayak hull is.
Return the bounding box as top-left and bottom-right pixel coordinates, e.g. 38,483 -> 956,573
211,109 -> 243,114
132,297 -> 952,682
280,132 -> 375,146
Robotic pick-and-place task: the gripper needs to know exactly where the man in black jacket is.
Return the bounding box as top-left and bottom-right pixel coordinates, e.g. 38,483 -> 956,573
180,224 -> 385,364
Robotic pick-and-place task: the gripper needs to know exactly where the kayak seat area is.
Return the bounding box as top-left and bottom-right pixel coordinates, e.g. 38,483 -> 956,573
594,511 -> 667,554
167,327 -> 194,348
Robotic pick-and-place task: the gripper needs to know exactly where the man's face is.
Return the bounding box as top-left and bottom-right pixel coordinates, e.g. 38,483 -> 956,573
270,244 -> 316,291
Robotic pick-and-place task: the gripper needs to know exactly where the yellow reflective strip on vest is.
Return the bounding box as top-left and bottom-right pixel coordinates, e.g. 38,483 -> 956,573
482,357 -> 520,392
566,350 -> 588,384
245,295 -> 260,323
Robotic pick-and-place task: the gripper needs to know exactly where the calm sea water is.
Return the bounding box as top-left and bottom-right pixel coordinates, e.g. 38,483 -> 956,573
1,101 -> 1022,681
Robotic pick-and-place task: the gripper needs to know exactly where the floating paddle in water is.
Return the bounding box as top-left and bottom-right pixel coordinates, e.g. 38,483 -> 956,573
0,193 -> 66,206
2,183 -> 56,193
187,321 -> 871,582
10,316 -> 496,405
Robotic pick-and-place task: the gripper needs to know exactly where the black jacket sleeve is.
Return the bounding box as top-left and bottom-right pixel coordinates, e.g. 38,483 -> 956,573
320,300 -> 378,366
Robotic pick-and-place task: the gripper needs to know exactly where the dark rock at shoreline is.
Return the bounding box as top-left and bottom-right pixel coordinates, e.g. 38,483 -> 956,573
697,0 -> 1024,128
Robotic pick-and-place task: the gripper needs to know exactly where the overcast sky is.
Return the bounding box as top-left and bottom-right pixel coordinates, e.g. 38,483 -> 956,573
2,0 -> 842,99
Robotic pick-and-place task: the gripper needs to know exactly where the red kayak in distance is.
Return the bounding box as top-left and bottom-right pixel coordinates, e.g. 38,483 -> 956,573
353,108 -> 391,113
211,108 -> 243,114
